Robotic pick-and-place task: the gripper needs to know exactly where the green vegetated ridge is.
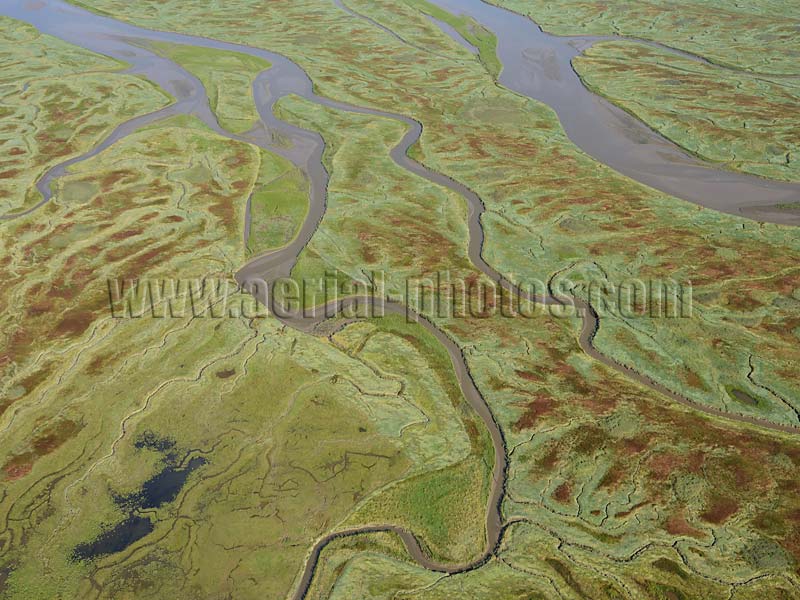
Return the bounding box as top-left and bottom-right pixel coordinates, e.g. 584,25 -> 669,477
152,41 -> 270,134
574,41 -> 800,182
248,148 -> 309,254
2,1 -> 800,599
490,0 -> 800,74
329,315 -> 493,564
401,0 -> 502,78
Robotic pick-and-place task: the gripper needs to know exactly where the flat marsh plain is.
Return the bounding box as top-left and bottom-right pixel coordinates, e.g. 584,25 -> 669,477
1,1 -> 800,599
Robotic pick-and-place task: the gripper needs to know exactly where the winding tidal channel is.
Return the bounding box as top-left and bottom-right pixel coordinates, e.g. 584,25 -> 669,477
2,0 -> 799,597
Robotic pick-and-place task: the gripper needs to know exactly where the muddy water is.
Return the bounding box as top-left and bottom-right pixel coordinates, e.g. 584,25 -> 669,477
425,13 -> 479,54
425,0 -> 800,224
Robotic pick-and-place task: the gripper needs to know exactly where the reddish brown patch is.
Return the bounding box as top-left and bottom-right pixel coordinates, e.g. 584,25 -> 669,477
7,327 -> 32,362
537,444 -> 561,471
26,299 -> 54,317
599,463 -> 626,489
617,501 -> 648,518
100,169 -> 133,190
216,369 -> 236,379
110,228 -> 144,241
724,292 -> 763,312
17,368 -> 49,398
225,150 -> 250,169
554,482 -> 572,504
31,419 -> 83,455
119,242 -> 179,280
685,371 -> 705,390
54,310 -> 94,337
514,395 -> 555,430
700,496 -> 739,524
9,147 -> 25,156
622,437 -> 648,455
648,452 -> 682,481
685,451 -> 706,474
665,510 -> 703,538
4,461 -> 32,481
514,369 -> 542,382
164,215 -> 185,223
359,240 -> 377,263
2,419 -> 83,481
778,478 -> 800,494
572,425 -> 608,455
86,354 -> 108,375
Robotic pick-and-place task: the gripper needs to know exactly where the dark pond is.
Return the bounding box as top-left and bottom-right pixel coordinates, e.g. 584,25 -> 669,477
72,516 -> 154,561
72,432 -> 207,561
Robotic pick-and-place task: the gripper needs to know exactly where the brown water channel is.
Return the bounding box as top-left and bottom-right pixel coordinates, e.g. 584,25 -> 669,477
425,0 -> 800,225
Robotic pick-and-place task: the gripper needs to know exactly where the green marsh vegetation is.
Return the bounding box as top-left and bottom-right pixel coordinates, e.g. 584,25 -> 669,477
331,315 -> 494,564
400,0 -> 503,78
148,42 -> 310,255
2,1 -> 800,598
574,41 -> 800,181
0,17 -> 170,217
268,34 -> 800,595
247,148 -> 309,254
